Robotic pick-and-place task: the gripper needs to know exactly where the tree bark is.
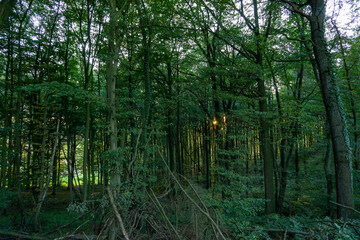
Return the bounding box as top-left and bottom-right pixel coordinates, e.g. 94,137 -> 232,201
254,0 -> 276,213
136,0 -> 152,150
333,23 -> 358,170
324,125 -> 333,216
106,1 -> 120,239
309,0 -> 354,219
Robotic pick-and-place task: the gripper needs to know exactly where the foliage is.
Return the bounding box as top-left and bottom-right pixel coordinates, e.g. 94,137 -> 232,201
0,0 -> 359,238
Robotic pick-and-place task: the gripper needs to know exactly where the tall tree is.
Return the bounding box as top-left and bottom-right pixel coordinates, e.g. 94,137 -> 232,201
277,0 -> 355,219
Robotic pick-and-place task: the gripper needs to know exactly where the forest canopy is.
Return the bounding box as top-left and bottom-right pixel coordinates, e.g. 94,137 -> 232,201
0,0 -> 360,239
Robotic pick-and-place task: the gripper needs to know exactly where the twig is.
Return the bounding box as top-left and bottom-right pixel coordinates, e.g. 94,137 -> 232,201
179,174 -> 220,238
96,216 -> 114,240
73,220 -> 90,234
127,129 -> 142,173
83,232 -> 90,240
249,228 -> 310,235
45,211 -> 91,235
54,234 -> 97,240
148,189 -> 182,240
157,148 -> 226,240
179,175 -> 208,211
157,188 -> 172,199
34,119 -> 61,225
330,201 -> 360,215
106,187 -> 130,240
0,230 -> 46,240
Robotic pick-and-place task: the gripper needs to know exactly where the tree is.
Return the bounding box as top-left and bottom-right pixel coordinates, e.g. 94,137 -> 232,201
277,0 -> 355,219
0,0 -> 17,30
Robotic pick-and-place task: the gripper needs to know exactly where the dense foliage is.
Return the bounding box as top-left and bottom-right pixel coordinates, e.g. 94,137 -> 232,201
0,0 -> 359,239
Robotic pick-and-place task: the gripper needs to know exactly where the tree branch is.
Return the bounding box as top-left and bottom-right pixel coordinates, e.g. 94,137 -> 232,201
272,0 -> 311,20
107,187 -> 130,240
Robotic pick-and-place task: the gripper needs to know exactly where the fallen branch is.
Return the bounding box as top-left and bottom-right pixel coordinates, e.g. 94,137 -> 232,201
330,201 -> 360,215
0,229 -> 46,240
179,174 -> 221,239
34,119 -> 61,230
148,189 -> 182,240
106,187 -> 130,240
45,210 -> 91,235
260,228 -> 311,235
54,234 -> 97,240
157,148 -> 226,240
96,216 -> 114,240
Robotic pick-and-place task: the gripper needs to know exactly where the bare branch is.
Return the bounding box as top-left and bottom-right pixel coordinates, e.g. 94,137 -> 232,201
272,0 -> 311,20
107,187 -> 130,240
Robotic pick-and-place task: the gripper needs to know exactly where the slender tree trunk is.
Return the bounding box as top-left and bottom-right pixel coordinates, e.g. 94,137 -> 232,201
204,121 -> 211,189
107,2 -> 120,239
324,125 -> 333,216
90,121 -> 95,193
67,125 -> 74,203
83,103 -> 90,201
137,0 -> 152,150
1,32 -> 12,188
175,82 -> 182,175
52,145 -> 58,195
167,63 -> 175,173
34,120 -> 60,231
14,87 -> 24,220
107,0 -> 119,187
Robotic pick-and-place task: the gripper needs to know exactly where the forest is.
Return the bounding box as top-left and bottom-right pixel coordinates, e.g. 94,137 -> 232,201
0,0 -> 359,239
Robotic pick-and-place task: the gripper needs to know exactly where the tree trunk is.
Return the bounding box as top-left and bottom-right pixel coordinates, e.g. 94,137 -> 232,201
83,102 -> 90,202
309,0 -> 354,219
107,0 -> 119,187
106,1 -> 120,239
34,120 -> 60,231
167,63 -> 175,173
67,125 -> 74,203
333,24 -> 358,170
137,0 -> 152,150
324,126 -> 333,216
255,38 -> 276,215
1,31 -> 12,188
175,81 -> 182,175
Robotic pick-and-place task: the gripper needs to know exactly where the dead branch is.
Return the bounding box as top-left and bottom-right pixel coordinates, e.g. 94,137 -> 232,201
148,189 -> 182,240
330,201 -> 360,215
157,148 -> 226,240
45,211 -> 91,235
0,230 -> 46,240
106,187 -> 130,240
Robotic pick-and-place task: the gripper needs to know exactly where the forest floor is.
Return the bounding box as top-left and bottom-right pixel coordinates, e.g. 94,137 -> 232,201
0,187 -> 100,239
1,152 -> 360,239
